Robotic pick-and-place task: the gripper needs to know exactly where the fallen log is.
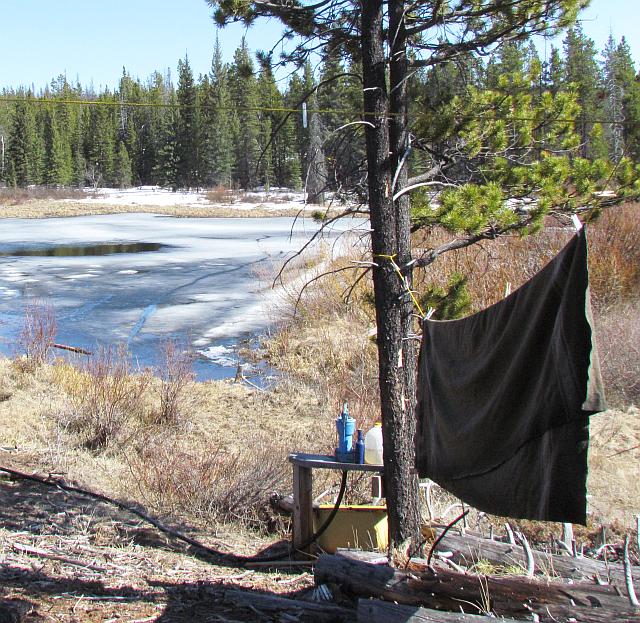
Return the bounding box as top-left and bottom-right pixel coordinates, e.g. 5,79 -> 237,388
434,529 -> 640,585
223,589 -> 353,622
357,598 -> 525,623
315,552 -> 640,623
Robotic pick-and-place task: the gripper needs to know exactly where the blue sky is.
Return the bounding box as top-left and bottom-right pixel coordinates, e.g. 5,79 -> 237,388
0,0 -> 638,91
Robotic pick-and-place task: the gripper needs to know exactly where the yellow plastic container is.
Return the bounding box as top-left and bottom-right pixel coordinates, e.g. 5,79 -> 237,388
313,505 -> 388,553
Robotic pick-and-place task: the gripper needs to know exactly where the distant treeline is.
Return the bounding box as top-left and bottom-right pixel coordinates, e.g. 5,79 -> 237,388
0,26 -> 638,193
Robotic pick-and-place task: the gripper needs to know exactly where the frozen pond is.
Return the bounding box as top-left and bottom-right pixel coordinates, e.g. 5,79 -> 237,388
0,213 -> 357,380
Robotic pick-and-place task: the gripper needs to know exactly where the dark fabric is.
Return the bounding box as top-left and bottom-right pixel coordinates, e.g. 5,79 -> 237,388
415,228 -> 606,524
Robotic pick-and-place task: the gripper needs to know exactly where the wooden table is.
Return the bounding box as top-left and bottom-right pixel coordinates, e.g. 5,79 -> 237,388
288,452 -> 384,554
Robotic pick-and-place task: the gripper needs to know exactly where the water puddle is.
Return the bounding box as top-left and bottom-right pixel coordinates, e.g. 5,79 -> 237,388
0,242 -> 168,257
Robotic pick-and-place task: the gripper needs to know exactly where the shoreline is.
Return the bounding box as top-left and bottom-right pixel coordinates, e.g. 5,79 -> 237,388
0,200 -> 316,220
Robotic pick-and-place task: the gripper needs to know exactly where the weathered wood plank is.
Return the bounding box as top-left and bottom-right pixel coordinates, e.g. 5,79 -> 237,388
357,598 -> 526,623
293,463 -> 314,554
435,529 -> 640,585
223,589 -> 353,622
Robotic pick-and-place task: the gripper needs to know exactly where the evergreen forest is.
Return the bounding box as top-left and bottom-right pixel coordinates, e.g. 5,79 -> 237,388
0,27 -> 639,195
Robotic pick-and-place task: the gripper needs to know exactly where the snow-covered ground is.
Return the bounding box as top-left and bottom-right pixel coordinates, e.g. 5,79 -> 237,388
81,186 -> 310,213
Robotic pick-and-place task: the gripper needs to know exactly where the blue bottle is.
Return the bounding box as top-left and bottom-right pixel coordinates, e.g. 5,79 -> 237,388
335,402 -> 356,462
355,429 -> 365,464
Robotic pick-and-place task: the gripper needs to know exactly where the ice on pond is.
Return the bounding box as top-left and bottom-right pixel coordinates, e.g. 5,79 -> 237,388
0,212 -> 364,380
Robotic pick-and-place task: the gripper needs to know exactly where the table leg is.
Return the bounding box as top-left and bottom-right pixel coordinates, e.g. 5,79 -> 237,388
292,463 -> 314,554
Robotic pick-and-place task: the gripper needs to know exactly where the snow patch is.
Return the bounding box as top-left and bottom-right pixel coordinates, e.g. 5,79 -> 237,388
198,344 -> 238,367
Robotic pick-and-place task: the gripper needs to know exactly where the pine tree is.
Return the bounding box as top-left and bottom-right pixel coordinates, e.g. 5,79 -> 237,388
84,92 -> 117,186
256,58 -> 280,188
602,36 -> 640,161
563,25 -> 607,159
229,40 -> 260,189
117,68 -> 143,185
114,140 -> 133,188
153,85 -> 179,188
286,62 -> 315,191
175,56 -> 201,188
316,42 -> 357,193
203,34 -> 234,187
209,0 -> 638,560
140,71 -> 171,185
543,45 -> 564,94
43,107 -> 73,185
7,95 -> 38,187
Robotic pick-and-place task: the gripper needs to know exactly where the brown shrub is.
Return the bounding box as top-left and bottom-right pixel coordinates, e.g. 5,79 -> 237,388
151,338 -> 195,425
594,301 -> 640,407
127,432 -> 288,529
54,345 -> 150,450
15,300 -> 57,370
205,186 -> 236,204
0,187 -> 87,206
586,202 -> 640,310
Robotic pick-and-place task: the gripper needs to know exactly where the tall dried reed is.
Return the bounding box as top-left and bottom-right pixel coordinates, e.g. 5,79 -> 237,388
152,338 -> 195,425
16,300 -> 57,370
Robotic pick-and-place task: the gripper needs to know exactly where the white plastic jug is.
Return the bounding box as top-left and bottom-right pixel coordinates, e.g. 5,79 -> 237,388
364,423 -> 384,465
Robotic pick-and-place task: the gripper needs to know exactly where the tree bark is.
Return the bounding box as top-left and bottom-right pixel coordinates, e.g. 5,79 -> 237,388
387,0 -> 421,560
361,0 -> 420,563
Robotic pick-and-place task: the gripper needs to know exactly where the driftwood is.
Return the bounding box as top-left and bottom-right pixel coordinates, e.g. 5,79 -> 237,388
11,542 -> 107,572
357,598 -> 525,623
315,552 -> 640,622
435,529 -> 640,585
51,343 -> 92,355
223,589 -> 353,622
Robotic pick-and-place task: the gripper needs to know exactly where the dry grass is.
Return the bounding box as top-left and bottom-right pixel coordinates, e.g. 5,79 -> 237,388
265,246 -> 381,432
588,406 -> 640,526
0,200 -> 310,219
594,301 -> 640,406
587,202 -> 640,310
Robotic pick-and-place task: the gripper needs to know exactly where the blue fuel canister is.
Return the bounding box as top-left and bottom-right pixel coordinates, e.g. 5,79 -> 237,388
335,402 -> 356,462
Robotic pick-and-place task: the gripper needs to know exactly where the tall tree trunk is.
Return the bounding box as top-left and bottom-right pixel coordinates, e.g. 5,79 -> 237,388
361,0 -> 420,561
388,0 -> 421,558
